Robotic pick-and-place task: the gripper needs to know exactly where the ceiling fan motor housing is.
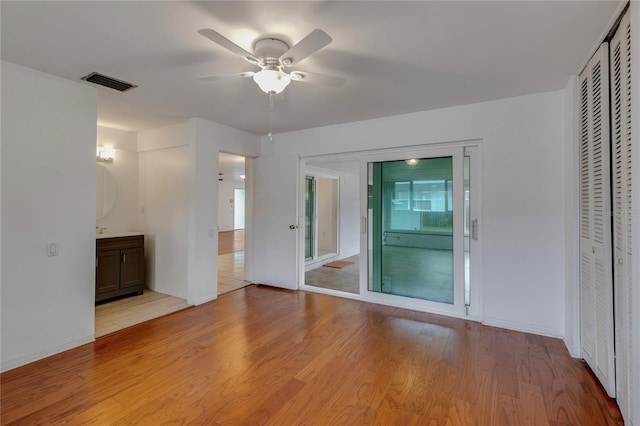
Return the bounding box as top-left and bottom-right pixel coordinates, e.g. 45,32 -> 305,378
253,38 -> 289,64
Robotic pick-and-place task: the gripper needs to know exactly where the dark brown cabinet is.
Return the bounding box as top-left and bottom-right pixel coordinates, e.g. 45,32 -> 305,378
96,235 -> 145,302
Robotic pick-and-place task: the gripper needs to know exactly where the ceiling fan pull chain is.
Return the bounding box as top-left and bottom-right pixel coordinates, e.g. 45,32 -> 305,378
268,93 -> 274,142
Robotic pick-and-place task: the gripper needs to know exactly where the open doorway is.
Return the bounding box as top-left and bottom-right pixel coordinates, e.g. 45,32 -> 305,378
303,159 -> 360,295
218,152 -> 250,294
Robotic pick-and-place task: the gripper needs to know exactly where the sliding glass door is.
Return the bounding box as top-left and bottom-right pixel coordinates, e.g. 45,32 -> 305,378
304,177 -> 315,260
363,147 -> 466,315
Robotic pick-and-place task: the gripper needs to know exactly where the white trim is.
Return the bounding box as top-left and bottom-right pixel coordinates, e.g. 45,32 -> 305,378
483,317 -> 564,339
300,283 -> 481,323
464,145 -> 484,320
565,74 -> 582,358
1,334 -> 95,373
577,1 -> 629,75
189,293 -> 216,306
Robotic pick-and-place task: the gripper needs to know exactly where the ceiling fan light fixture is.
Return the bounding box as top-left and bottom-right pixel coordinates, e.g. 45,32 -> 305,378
253,68 -> 291,94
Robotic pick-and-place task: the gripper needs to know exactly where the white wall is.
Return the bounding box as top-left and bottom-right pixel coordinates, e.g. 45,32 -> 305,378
137,123 -> 191,299
218,180 -> 245,232
305,166 -> 360,262
137,119 -> 259,305
96,126 -> 139,233
188,118 -> 259,305
261,90 -> 566,337
1,61 -> 97,371
339,172 -> 360,258
317,177 -> 337,254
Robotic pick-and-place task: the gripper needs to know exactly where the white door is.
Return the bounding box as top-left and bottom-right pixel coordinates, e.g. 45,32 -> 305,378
578,42 -> 616,397
253,154 -> 299,289
610,10 -> 633,421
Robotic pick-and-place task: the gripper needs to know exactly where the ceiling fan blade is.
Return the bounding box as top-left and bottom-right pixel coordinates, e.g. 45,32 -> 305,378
291,71 -> 346,88
198,29 -> 260,64
198,72 -> 255,82
280,29 -> 332,66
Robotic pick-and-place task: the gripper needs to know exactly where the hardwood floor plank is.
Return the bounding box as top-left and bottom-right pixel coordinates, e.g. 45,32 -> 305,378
0,285 -> 624,425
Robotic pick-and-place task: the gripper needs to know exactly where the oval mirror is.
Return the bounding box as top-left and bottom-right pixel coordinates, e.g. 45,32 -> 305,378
96,163 -> 117,219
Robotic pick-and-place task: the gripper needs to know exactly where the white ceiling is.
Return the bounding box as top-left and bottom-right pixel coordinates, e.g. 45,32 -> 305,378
1,1 -> 622,136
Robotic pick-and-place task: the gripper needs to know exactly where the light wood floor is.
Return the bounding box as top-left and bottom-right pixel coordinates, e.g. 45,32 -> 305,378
218,228 -> 249,295
2,286 -> 623,425
218,251 -> 250,295
95,290 -> 190,337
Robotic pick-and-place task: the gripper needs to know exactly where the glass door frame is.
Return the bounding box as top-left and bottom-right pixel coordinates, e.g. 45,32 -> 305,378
304,176 -> 316,260
359,146 -> 467,317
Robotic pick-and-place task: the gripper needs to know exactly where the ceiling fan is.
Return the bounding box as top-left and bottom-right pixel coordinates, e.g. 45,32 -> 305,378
197,28 -> 345,94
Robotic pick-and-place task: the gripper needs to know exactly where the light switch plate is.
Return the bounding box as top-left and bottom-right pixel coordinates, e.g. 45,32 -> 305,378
47,242 -> 59,257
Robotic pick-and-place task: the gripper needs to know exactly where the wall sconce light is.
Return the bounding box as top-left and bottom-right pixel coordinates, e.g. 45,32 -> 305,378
240,174 -> 246,180
96,146 -> 115,162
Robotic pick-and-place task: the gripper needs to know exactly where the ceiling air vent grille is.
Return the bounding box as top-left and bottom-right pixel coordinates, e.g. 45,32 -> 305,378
81,72 -> 137,92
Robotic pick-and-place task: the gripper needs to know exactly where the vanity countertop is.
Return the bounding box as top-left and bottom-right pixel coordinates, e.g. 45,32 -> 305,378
96,231 -> 144,239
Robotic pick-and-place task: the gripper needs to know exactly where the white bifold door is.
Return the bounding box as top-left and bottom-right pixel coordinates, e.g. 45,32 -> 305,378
610,9 -> 633,422
578,42 -> 616,397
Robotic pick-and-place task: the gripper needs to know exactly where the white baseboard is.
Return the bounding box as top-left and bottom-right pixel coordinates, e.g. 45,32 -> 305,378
483,316 -> 563,339
190,293 -> 216,306
1,334 -> 95,373
563,336 -> 581,358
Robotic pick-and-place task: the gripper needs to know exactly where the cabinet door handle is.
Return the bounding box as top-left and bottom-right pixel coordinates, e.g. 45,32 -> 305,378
122,253 -> 126,264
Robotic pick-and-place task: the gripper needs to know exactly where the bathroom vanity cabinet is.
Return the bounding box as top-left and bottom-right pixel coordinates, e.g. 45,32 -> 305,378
96,234 -> 145,302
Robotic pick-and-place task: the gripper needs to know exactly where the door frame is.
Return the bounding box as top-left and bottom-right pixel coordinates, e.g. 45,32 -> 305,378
298,140 -> 483,321
304,168 -> 341,266
359,145 -> 466,317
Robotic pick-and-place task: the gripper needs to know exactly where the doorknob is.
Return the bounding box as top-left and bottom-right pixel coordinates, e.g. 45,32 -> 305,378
289,225 -> 298,229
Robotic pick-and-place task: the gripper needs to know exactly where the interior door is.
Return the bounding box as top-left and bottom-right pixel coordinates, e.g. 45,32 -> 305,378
253,154 -> 299,289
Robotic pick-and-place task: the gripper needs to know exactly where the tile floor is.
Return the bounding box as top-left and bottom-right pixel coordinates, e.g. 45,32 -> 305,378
305,255 -> 360,294
379,246 -> 454,304
95,290 -> 190,338
305,247 -> 463,305
218,251 -> 250,294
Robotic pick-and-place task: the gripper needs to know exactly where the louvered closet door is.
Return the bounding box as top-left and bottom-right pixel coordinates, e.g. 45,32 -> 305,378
610,9 -> 632,422
578,42 -> 616,397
